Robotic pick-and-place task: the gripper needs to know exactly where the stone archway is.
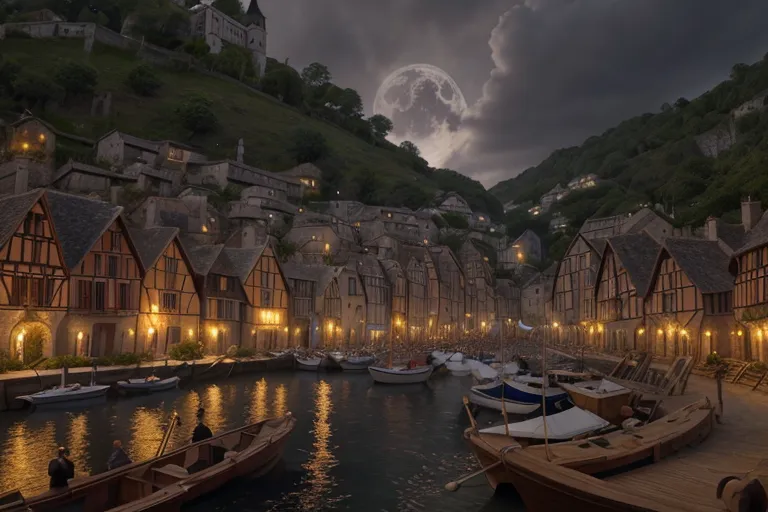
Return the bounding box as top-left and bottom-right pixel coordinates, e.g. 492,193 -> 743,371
10,321 -> 52,365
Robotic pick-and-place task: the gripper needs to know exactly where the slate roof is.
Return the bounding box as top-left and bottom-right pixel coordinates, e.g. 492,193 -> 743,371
184,242 -> 224,276
736,211 -> 768,255
210,247 -> 265,282
713,219 -> 746,252
282,162 -> 322,179
587,237 -> 608,256
281,262 -> 339,296
51,160 -> 137,184
606,232 -> 660,297
12,116 -> 94,145
0,190 -> 45,249
662,238 -> 733,294
129,227 -> 179,269
46,190 -> 123,269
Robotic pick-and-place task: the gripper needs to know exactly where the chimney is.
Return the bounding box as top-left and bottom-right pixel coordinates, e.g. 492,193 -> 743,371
14,157 -> 29,195
705,216 -> 718,241
742,197 -> 763,232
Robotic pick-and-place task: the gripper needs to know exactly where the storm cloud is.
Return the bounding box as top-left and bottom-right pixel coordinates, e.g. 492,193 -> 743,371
257,0 -> 768,187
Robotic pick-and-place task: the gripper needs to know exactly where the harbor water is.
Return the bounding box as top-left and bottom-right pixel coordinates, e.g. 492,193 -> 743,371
0,371 -> 525,511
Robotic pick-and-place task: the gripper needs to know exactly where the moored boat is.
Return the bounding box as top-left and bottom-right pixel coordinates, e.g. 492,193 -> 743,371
339,356 -> 375,371
295,355 -> 322,371
445,360 -> 472,377
477,406 -> 611,446
16,383 -> 111,406
10,413 -> 297,512
117,376 -> 180,395
469,379 -> 568,415
559,379 -> 634,425
368,365 -> 433,384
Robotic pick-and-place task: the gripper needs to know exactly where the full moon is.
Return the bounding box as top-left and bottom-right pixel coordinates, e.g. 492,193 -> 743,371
373,64 -> 468,168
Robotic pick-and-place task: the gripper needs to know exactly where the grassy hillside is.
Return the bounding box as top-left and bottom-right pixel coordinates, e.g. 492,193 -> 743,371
490,53 -> 768,227
0,38 -> 504,213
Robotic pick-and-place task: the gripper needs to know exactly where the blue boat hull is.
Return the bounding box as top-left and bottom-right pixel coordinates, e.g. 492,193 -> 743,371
472,380 -> 568,415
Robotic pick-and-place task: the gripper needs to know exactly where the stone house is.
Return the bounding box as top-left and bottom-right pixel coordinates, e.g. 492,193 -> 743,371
187,160 -> 304,204
437,192 -> 473,217
282,263 -> 342,349
95,130 -> 206,172
498,229 -> 542,269
540,184 -> 567,212
131,227 -> 200,357
495,279 -> 521,335
567,174 -> 598,190
398,244 -> 438,342
521,268 -> 555,328
337,252 -> 390,344
129,196 -> 225,243
381,259 -> 407,345
0,190 -> 69,362
283,212 -> 359,264
459,239 -> 495,333
428,245 -> 465,340
579,208 -> 673,242
47,191 -> 142,357
594,232 -> 660,353
50,160 -> 138,200
645,238 -> 734,362
281,163 -> 322,197
337,263 -> 367,348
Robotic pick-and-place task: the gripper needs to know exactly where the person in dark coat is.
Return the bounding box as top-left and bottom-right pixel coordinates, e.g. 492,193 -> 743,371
107,440 -> 132,470
48,447 -> 74,489
192,407 -> 213,443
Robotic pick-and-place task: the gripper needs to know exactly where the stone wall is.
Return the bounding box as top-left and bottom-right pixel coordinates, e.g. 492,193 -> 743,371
0,21 -> 94,52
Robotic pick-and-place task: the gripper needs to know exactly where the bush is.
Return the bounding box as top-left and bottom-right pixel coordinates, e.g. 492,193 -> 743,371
227,345 -> 255,358
13,71 -> 64,110
0,350 -> 24,373
54,61 -> 99,98
289,128 -> 329,164
705,352 -> 723,366
126,65 -> 163,96
442,212 -> 470,230
169,341 -> 205,361
94,352 -> 153,367
41,355 -> 93,370
176,95 -> 218,136
0,56 -> 20,96
183,38 -> 210,58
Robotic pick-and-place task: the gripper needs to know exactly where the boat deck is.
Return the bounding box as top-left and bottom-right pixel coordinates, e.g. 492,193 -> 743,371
605,375 -> 768,511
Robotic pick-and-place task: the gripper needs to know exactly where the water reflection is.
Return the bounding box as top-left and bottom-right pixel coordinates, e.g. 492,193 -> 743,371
129,407 -> 164,462
249,378 -> 269,423
1,420 -> 56,496
204,384 -> 225,433
67,413 -> 91,477
273,384 -> 287,417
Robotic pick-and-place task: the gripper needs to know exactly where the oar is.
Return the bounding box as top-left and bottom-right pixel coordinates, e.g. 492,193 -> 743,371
462,396 -> 478,431
444,461 -> 502,491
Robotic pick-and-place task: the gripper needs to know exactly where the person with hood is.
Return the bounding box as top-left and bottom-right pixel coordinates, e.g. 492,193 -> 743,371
48,447 -> 74,489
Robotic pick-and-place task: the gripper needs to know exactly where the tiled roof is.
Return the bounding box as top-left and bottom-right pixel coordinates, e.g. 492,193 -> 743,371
210,247 -> 265,282
51,160 -> 137,184
663,238 -> 733,294
0,190 -> 45,249
129,227 -> 179,269
183,241 -> 224,276
713,219 -> 746,252
282,262 -> 339,296
46,190 -> 123,269
607,232 -> 660,296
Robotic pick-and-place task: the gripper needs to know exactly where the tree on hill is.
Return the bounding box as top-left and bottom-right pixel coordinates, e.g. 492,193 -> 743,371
175,95 -> 218,137
289,128 -> 329,164
212,0 -> 243,19
399,140 -> 420,157
301,62 -> 331,89
369,114 -> 393,138
126,64 -> 162,96
0,56 -> 20,96
54,61 -> 98,100
13,71 -> 63,111
323,86 -> 363,118
260,66 -> 304,107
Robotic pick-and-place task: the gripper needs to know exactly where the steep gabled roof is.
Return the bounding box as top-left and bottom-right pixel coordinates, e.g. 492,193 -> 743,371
209,247 -> 265,282
712,218 -> 746,252
0,189 -> 45,249
46,190 -> 124,269
183,242 -> 224,276
281,262 -> 340,297
603,232 -> 660,297
736,211 -> 768,256
654,238 -> 733,295
129,227 -> 179,270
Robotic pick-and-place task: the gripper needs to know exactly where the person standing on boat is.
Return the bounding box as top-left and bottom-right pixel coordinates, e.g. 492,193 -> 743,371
48,447 -> 74,490
192,407 -> 213,443
107,440 -> 132,470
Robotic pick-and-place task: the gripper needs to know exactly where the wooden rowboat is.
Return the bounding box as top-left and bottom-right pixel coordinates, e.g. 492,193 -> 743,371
465,397 -> 714,491
8,413 -> 296,512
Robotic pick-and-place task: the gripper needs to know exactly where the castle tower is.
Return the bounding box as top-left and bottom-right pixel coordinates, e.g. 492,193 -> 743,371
244,0 -> 267,77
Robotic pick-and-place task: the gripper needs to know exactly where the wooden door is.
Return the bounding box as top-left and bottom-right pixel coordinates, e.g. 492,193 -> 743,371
92,323 -> 116,357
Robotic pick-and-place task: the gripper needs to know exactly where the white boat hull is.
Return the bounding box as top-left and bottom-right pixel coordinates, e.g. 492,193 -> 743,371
468,388 -> 541,415
17,385 -> 111,406
369,365 -> 433,384
296,357 -> 322,371
117,376 -> 180,393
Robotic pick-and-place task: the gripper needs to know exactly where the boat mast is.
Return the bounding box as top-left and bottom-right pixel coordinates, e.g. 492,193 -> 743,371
500,318 -> 509,435
541,326 -> 551,461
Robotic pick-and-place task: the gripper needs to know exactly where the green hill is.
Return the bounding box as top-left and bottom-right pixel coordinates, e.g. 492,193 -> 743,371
0,37 -> 503,218
490,53 -> 768,228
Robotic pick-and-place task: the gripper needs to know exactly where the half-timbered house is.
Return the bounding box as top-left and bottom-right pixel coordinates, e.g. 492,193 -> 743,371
381,259 -> 407,346
131,227 -> 200,357
594,232 -> 659,353
282,263 -> 341,348
398,250 -> 428,344
645,238 -> 734,361
551,234 -> 604,345
47,191 -> 142,357
429,246 -> 465,340
0,190 -> 68,362
338,252 -> 390,344
459,240 -> 495,334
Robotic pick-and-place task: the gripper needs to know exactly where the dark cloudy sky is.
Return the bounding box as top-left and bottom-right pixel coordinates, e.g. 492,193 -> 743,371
256,0 -> 768,188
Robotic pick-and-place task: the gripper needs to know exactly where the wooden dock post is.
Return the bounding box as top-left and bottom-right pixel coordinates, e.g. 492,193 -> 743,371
715,363 -> 726,422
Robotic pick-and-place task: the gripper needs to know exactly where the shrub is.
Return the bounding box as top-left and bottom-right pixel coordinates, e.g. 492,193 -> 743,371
126,65 -> 163,96
288,128 -> 329,164
13,71 -> 64,110
169,341 -> 205,361
183,38 -> 210,58
705,352 -> 723,366
176,95 -> 218,136
54,61 -> 99,98
0,350 -> 24,373
41,355 -> 93,370
227,345 -> 255,358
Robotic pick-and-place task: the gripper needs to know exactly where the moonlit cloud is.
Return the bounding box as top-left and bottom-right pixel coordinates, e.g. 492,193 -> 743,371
261,0 -> 768,188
